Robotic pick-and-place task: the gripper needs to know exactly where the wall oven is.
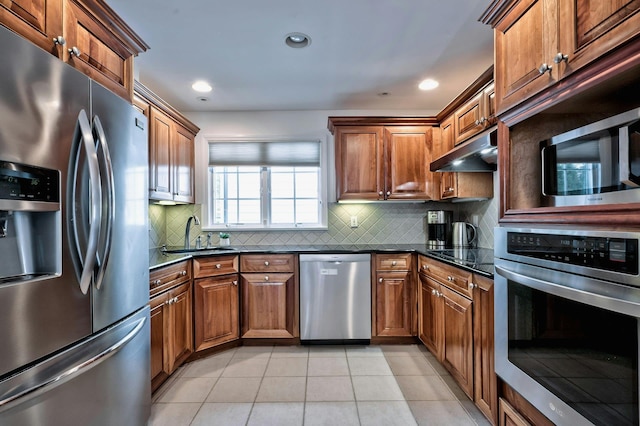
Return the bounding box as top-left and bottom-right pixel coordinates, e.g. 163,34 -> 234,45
494,226 -> 640,425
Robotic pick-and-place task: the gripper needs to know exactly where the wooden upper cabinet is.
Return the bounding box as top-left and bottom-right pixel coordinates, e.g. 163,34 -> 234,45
558,0 -> 640,79
1,0 -> 148,102
385,126 -> 434,200
329,118 -> 439,201
0,0 -> 64,55
486,0 -> 640,114
136,81 -> 199,204
334,126 -> 384,201
493,0 -> 558,114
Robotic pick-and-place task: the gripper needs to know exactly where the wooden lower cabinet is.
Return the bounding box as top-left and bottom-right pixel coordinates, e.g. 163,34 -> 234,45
149,280 -> 193,392
194,275 -> 239,351
374,253 -> 416,337
241,272 -> 297,338
417,255 -> 497,424
499,398 -> 531,426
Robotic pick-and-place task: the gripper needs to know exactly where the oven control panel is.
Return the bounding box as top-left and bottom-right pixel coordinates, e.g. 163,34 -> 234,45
507,231 -> 639,275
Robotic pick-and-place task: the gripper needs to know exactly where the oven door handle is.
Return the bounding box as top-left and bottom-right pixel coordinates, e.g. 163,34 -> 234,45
619,125 -> 640,187
495,262 -> 640,318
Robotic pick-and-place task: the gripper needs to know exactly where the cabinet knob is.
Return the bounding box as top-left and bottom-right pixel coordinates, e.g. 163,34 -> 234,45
379,278 -> 384,283
469,282 -> 478,289
68,46 -> 81,57
53,36 -> 66,46
447,275 -> 455,282
386,191 -> 391,196
431,289 -> 437,295
216,264 -> 221,269
538,63 -> 552,74
378,191 -> 384,196
264,276 -> 269,281
553,52 -> 569,64
181,270 -> 187,276
422,264 -> 429,270
447,187 -> 454,192
391,261 -> 397,266
232,280 -> 238,286
264,261 -> 269,266
474,117 -> 487,126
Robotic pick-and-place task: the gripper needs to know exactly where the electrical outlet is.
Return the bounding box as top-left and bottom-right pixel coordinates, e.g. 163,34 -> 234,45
350,216 -> 358,228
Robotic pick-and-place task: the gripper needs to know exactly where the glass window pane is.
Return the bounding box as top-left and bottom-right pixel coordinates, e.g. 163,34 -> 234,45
295,171 -> 318,198
272,172 -> 294,198
238,200 -> 261,223
271,200 -> 295,223
227,200 -> 239,223
238,172 -> 260,198
295,200 -> 319,223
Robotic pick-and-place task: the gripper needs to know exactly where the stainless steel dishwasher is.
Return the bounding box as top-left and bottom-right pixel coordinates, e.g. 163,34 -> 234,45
299,253 -> 371,343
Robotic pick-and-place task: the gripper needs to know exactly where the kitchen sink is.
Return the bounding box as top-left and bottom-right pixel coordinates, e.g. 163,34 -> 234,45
161,246 -> 237,254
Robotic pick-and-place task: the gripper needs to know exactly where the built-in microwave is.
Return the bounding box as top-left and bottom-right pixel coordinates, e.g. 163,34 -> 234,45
541,107 -> 640,207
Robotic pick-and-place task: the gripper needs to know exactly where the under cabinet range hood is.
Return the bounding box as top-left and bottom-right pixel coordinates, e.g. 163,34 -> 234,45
430,126 -> 498,172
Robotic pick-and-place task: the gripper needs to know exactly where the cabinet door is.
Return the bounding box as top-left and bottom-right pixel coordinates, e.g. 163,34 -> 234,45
149,107 -> 173,201
173,123 -> 195,203
167,282 -> 193,373
441,285 -> 474,399
385,126 -> 434,200
558,0 -> 640,79
194,275 -> 239,351
241,273 -> 297,338
438,117 -> 456,200
376,270 -> 413,337
0,0 -> 63,55
334,126 -> 384,200
63,0 -> 133,101
454,92 -> 485,144
473,275 -> 497,425
499,398 -> 533,426
149,293 -> 169,392
418,274 -> 442,357
494,0 -> 558,113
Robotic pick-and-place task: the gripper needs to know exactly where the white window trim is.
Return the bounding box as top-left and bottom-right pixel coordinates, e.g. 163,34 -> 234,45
201,135 -> 330,231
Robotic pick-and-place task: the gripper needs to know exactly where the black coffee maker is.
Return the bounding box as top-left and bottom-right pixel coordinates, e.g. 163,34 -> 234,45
426,210 -> 452,248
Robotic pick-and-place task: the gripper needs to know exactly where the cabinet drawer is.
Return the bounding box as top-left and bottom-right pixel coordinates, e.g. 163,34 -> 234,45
241,254 -> 295,273
193,255 -> 239,278
419,256 -> 473,299
150,260 -> 191,297
376,253 -> 412,271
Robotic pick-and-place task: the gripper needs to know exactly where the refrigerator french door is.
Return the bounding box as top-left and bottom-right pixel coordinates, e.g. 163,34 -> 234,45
0,25 -> 150,425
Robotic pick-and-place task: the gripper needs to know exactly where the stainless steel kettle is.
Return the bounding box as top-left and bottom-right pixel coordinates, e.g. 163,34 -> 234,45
452,222 -> 477,247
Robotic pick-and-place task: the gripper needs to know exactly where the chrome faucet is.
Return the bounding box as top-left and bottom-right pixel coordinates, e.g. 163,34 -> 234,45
184,215 -> 200,249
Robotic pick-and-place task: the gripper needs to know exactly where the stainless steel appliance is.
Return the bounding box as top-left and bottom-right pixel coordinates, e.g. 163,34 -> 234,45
427,210 -> 452,248
541,107 -> 640,207
0,26 -> 150,425
431,126 -> 497,172
299,253 -> 371,343
494,226 -> 640,426
452,222 -> 476,247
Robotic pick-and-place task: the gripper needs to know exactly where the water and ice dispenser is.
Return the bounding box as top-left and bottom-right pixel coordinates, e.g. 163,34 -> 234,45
0,161 -> 60,283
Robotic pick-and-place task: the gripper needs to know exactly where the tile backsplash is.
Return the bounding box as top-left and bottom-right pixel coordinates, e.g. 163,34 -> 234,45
149,174 -> 499,250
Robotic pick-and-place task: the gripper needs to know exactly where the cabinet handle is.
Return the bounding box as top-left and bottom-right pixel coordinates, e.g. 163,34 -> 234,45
553,52 -> 569,64
232,280 -> 238,286
216,264 -> 221,269
68,46 -> 81,57
264,276 -> 269,281
447,275 -> 455,282
474,117 -> 487,126
391,261 -> 397,266
538,63 -> 552,74
53,36 -> 66,46
264,261 -> 269,266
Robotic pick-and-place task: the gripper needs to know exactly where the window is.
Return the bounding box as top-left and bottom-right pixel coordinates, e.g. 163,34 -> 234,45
205,140 -> 327,230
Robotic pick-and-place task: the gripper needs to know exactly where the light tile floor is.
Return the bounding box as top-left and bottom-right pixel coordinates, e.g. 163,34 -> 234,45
150,344 -> 492,426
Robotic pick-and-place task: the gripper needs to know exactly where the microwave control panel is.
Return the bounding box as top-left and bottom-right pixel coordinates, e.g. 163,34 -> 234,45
507,231 -> 639,275
0,161 -> 59,203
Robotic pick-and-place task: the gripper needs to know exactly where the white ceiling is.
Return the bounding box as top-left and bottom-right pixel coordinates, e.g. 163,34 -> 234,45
107,0 -> 494,113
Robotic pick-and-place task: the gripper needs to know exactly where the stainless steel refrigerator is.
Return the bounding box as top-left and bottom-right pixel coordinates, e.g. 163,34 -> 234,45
0,25 -> 150,425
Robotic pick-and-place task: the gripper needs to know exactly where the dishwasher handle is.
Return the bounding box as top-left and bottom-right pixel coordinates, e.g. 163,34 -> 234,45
299,253 -> 371,263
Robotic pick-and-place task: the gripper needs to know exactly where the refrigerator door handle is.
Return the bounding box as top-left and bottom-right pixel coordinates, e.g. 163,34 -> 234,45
0,315 -> 146,414
92,115 -> 115,290
70,110 -> 102,295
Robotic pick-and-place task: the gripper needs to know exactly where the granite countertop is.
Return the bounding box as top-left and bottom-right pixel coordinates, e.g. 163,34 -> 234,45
149,244 -> 494,277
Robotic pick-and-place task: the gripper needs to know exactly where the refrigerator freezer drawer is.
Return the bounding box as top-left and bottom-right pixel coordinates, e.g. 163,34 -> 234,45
0,307 -> 150,426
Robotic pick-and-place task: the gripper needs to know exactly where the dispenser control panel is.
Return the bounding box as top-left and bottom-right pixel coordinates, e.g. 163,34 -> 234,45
0,161 -> 59,203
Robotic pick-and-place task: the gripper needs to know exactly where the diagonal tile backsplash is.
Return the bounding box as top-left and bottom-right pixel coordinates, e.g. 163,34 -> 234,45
149,173 -> 499,250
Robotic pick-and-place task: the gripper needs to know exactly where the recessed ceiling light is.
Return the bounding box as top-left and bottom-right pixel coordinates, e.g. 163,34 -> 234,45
192,80 -> 212,93
285,32 -> 311,48
418,79 -> 439,91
